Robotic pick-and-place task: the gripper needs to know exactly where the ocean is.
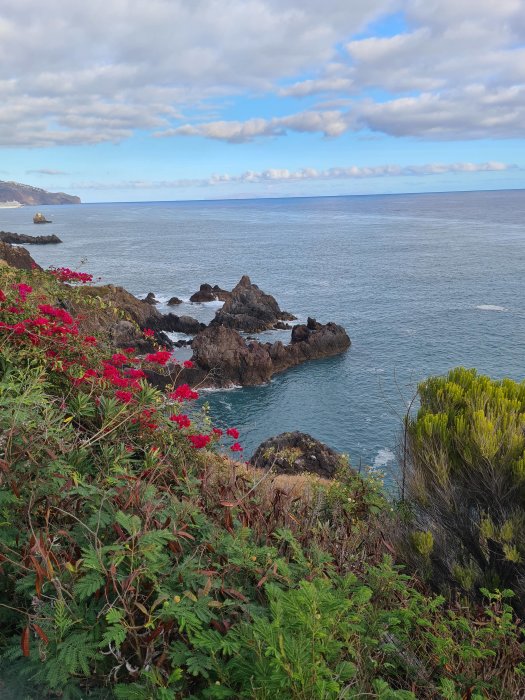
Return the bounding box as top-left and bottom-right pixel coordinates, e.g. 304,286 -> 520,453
2,189 -> 524,484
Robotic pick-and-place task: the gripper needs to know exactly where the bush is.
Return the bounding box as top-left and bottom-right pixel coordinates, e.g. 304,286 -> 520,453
403,368 -> 525,604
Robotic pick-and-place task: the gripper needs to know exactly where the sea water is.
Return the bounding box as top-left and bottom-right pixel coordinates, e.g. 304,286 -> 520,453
3,189 -> 524,483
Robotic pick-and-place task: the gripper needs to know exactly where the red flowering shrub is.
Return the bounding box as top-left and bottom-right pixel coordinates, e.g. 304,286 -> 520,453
226,427 -> 240,439
187,433 -> 211,448
169,383 -> 199,401
48,266 -> 94,284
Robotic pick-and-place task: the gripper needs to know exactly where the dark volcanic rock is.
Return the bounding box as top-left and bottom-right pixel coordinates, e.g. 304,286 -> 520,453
190,283 -> 231,303
190,283 -> 214,302
151,313 -> 205,336
212,275 -> 295,332
167,296 -> 183,305
191,325 -> 273,386
250,432 -> 346,478
187,317 -> 350,388
142,292 -> 159,305
0,231 -> 61,244
0,242 -> 41,270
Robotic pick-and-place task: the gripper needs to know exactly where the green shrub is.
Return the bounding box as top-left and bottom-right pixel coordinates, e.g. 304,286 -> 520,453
403,368 -> 525,604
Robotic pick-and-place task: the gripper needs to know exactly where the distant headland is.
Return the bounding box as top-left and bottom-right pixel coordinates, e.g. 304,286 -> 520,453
0,179 -> 80,205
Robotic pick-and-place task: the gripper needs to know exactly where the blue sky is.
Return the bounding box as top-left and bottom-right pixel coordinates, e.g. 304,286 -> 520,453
1,0 -> 524,202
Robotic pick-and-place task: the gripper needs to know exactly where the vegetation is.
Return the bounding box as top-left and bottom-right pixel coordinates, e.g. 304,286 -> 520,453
0,265 -> 524,698
402,368 -> 525,604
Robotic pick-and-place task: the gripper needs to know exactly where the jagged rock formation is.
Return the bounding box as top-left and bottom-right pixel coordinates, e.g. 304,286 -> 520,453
0,180 -> 80,205
142,292 -> 159,305
190,283 -> 231,303
186,316 -> 350,388
167,296 -> 183,305
150,313 -> 205,336
0,242 -> 41,271
211,275 -> 295,332
0,231 -> 61,244
250,432 -> 347,479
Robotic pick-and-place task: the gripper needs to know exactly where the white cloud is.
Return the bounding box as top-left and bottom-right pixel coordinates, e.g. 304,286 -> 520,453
27,168 -> 68,175
73,161 -> 515,189
1,0 -> 525,147
157,110 -> 351,142
0,0 -> 384,147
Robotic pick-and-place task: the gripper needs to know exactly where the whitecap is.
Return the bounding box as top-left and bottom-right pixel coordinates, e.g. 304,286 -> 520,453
373,447 -> 395,468
200,384 -> 242,393
476,304 -> 507,312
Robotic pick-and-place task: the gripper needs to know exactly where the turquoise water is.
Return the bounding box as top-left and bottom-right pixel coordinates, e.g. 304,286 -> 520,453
3,190 -> 524,480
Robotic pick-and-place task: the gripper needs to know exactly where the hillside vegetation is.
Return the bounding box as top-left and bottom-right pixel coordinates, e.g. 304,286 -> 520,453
0,262 -> 524,698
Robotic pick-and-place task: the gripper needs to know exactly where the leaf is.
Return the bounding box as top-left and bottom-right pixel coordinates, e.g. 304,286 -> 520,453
74,571 -> 105,600
21,626 -> 30,657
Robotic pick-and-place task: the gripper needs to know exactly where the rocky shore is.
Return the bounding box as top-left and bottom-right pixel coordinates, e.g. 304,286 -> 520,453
0,241 -> 351,389
0,231 -> 61,244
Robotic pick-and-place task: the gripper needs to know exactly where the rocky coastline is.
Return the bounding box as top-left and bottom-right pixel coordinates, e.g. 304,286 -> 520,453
0,242 -> 351,391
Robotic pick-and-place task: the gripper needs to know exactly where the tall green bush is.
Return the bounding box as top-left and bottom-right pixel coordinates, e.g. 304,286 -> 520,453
404,368 -> 525,602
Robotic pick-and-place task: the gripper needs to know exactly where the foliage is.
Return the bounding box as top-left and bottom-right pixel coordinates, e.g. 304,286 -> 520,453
0,269 -> 524,698
403,367 -> 525,604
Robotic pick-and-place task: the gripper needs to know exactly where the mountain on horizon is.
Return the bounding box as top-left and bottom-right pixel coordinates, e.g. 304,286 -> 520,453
0,180 -> 80,205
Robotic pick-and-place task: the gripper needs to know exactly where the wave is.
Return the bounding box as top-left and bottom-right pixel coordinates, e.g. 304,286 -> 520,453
373,447 -> 395,468
476,304 -> 508,312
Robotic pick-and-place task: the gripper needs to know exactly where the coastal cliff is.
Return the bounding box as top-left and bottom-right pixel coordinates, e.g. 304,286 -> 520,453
0,179 -> 80,205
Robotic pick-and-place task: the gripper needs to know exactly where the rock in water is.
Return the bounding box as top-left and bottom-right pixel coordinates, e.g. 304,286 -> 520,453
212,275 -> 295,332
0,231 -> 61,244
189,317 -> 350,387
250,432 -> 348,478
190,283 -> 231,303
33,212 -> 52,224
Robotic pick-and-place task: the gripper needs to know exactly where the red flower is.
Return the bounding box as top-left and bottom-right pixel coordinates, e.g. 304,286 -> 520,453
145,350 -> 171,365
212,428 -> 223,437
110,353 -> 129,367
115,390 -> 133,403
230,442 -> 243,452
143,328 -> 155,337
14,283 -> 32,301
183,360 -> 194,368
170,413 -> 191,428
0,290 -> 5,302
226,427 -> 239,439
84,336 -> 97,345
123,347 -> 136,354
187,434 -> 211,449
169,384 -> 199,401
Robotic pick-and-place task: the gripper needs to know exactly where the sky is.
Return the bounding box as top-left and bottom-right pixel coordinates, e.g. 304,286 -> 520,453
1,0 -> 524,202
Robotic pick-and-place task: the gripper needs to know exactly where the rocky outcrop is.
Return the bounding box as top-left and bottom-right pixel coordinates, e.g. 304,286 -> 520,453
142,292 -> 159,305
0,180 -> 80,205
33,213 -> 52,224
190,283 -> 231,303
150,313 -> 205,336
250,432 -> 346,478
211,275 -> 295,332
0,242 -> 41,270
0,231 -> 61,244
167,296 -> 183,306
191,325 -> 274,386
187,317 -> 350,388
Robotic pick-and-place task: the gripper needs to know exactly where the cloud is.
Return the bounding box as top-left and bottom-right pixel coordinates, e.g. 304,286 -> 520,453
0,0 -> 384,147
27,168 -> 69,175
1,0 -> 525,147
73,161 -> 515,189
